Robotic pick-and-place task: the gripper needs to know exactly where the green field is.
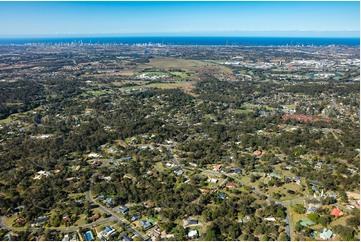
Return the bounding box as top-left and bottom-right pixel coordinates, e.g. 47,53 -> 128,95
170,71 -> 195,78
145,57 -> 233,74
120,81 -> 195,94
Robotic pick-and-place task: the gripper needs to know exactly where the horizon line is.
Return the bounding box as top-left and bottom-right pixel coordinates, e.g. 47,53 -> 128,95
0,35 -> 360,39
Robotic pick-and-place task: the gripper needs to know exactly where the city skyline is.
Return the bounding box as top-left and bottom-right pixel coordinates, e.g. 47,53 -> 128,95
0,1 -> 359,37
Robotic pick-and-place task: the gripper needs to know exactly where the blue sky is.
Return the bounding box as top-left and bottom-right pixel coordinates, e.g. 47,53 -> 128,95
0,1 -> 359,37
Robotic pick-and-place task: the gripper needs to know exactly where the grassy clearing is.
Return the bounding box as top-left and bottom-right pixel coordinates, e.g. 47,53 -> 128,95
145,57 -> 233,74
239,176 -> 251,185
232,109 -> 254,114
0,116 -> 13,125
154,162 -> 165,172
273,164 -> 294,177
283,104 -> 297,110
68,192 -> 86,199
329,215 -> 351,227
146,57 -> 206,70
119,81 -> 196,95
2,214 -> 18,227
145,82 -> 190,89
170,71 -> 195,78
72,214 -> 88,228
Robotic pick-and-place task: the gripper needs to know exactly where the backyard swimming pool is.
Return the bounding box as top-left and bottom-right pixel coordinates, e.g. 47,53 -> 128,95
84,231 -> 94,241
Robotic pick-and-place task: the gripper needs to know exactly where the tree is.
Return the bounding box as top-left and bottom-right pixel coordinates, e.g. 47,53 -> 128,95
293,204 -> 306,214
307,213 -> 319,223
277,232 -> 288,241
205,229 -> 217,241
260,234 -> 268,241
346,215 -> 360,228
317,216 -> 331,227
333,225 -> 355,240
295,221 -> 303,232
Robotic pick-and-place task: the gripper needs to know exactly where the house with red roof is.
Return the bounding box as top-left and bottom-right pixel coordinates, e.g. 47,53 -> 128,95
330,207 -> 343,217
200,189 -> 213,194
253,150 -> 262,155
226,183 -> 236,188
213,165 -> 222,172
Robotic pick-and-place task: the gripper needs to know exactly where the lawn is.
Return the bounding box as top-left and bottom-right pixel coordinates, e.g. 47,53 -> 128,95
2,214 -> 20,228
153,162 -> 165,172
329,215 -> 351,227
239,176 -> 251,185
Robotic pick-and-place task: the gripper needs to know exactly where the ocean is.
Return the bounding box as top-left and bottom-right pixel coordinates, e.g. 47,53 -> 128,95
0,36 -> 359,46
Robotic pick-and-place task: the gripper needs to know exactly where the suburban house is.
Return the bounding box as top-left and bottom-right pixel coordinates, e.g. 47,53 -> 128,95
307,206 -> 318,213
226,167 -> 242,175
185,219 -> 199,227
330,207 -> 343,217
213,165 -> 222,172
208,178 -> 218,183
89,213 -> 100,221
240,215 -> 251,224
99,226 -> 116,240
118,206 -> 129,215
299,219 -> 315,227
121,232 -> 133,241
33,170 -> 51,180
269,173 -> 282,179
328,192 -> 337,199
131,215 -> 140,222
103,197 -> 115,207
264,217 -> 276,222
62,234 -> 69,241
140,220 -> 152,229
31,216 -> 48,227
187,230 -> 198,239
253,150 -> 262,155
320,228 -> 333,240
62,214 -> 70,223
14,217 -> 26,226
226,183 -> 236,188
189,162 -> 197,167
174,169 -> 183,176
218,193 -> 227,199
200,189 -> 213,194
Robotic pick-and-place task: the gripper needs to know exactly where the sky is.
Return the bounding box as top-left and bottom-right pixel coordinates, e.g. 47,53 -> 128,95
0,1 -> 359,37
